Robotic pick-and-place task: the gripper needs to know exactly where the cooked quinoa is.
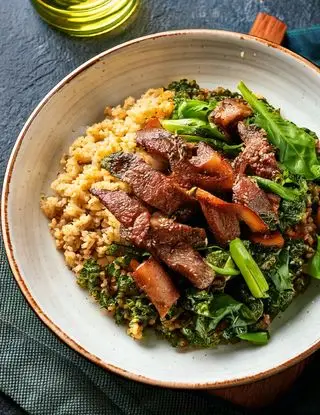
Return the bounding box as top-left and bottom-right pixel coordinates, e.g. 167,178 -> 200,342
41,88 -> 175,273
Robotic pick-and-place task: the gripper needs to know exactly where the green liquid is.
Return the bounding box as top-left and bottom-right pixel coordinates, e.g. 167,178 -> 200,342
30,0 -> 139,37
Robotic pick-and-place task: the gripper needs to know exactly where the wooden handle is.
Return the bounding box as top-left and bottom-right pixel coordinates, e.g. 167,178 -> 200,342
209,358 -> 310,409
249,12 -> 287,44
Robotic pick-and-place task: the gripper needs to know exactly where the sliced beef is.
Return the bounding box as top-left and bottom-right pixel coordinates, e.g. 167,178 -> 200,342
195,188 -> 269,243
136,128 -> 189,162
210,99 -> 252,130
189,141 -> 234,189
132,257 -> 180,318
149,212 -> 207,248
170,160 -> 232,192
90,189 -> 150,247
195,194 -> 240,246
105,152 -> 194,215
137,128 -> 233,191
233,122 -> 280,179
155,243 -> 215,289
90,188 -> 147,228
92,189 -> 214,288
233,176 -> 278,225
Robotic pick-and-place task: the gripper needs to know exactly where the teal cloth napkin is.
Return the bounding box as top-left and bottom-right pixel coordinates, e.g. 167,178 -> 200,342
1,26 -> 320,415
286,25 -> 320,66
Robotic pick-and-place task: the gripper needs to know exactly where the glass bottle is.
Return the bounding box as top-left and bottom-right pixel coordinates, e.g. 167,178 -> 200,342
30,0 -> 139,37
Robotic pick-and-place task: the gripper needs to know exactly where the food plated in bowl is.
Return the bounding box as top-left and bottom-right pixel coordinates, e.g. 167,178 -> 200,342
40,78 -> 320,348
2,30 -> 320,387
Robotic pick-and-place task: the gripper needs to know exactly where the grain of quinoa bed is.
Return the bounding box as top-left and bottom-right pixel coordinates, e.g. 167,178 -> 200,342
41,88 -> 174,272
41,80 -> 320,348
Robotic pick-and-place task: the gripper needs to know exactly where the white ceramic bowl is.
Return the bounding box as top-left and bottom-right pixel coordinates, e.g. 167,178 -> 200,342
2,30 -> 320,388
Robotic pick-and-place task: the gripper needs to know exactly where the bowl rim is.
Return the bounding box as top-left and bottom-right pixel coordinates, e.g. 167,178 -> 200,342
2,28 -> 320,389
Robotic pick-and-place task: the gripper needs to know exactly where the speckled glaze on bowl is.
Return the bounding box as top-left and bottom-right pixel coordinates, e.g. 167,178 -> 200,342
2,30 -> 320,389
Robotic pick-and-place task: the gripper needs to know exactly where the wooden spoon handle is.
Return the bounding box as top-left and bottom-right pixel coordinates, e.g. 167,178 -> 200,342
249,12 -> 287,44
210,358 -> 310,409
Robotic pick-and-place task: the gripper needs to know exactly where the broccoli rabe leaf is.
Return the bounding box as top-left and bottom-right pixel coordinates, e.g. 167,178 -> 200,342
77,259 -> 101,291
265,287 -> 294,318
306,235 -> 320,279
161,118 -> 227,141
175,99 -> 217,121
269,248 -> 293,291
125,297 -> 157,326
167,79 -> 201,99
253,176 -> 301,201
279,197 -> 307,230
238,81 -> 320,179
230,238 -> 269,299
206,250 -> 240,276
106,243 -> 150,259
183,290 -> 262,344
238,331 -> 269,345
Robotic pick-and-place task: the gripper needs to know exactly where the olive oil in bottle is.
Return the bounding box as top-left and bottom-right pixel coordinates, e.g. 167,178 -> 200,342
30,0 -> 139,37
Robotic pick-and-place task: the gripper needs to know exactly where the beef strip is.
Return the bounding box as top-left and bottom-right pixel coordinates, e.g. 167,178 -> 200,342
149,212 -> 207,248
91,189 -> 214,288
90,188 -> 147,228
233,122 -> 280,179
90,189 -> 151,247
133,257 -> 180,319
155,243 -> 215,289
233,176 -> 278,224
105,152 -> 194,215
169,160 -> 231,192
210,98 -> 252,130
136,128 -> 189,162
196,198 -> 240,246
137,128 -> 233,191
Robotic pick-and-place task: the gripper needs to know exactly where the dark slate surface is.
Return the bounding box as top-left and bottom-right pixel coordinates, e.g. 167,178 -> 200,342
0,0 -> 319,413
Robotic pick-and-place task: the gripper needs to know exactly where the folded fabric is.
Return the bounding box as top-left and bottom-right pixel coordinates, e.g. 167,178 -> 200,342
1,25 -> 320,415
286,25 -> 320,66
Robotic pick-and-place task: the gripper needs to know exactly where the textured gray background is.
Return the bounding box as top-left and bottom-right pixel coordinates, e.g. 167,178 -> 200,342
0,0 -> 320,413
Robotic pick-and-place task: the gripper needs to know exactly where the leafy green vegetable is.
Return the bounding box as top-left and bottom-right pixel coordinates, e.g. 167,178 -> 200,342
306,235 -> 320,279
279,196 -> 307,231
259,212 -> 279,232
238,287 -> 264,321
183,290 -> 261,345
230,238 -> 269,298
125,297 -> 157,326
271,170 -> 309,230
294,273 -> 311,294
265,287 -> 294,318
269,248 -> 293,291
238,331 -> 269,345
286,239 -> 307,270
77,259 -> 113,308
238,81 -> 320,179
206,249 -> 229,267
180,326 -> 220,348
161,118 -> 227,141
77,258 -> 101,292
180,134 -> 243,155
100,151 -> 121,173
253,176 -> 300,201
206,250 -> 240,276
105,243 -> 150,259
167,79 -> 201,99
175,99 -> 217,121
